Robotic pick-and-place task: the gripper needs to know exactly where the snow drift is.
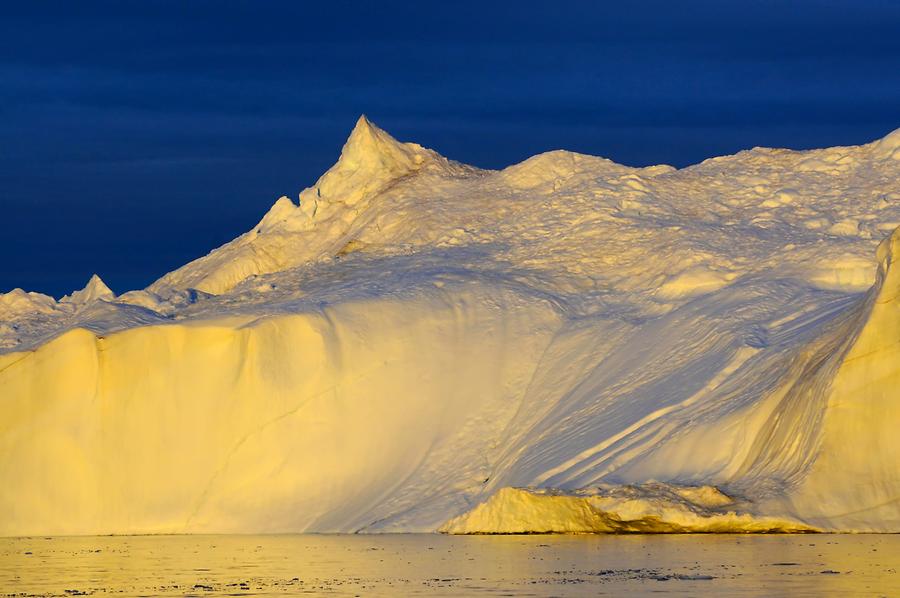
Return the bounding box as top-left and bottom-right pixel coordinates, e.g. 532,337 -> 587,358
2,117 -> 900,535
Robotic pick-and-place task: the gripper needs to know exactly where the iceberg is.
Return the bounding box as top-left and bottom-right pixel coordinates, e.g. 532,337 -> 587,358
2,117 -> 900,535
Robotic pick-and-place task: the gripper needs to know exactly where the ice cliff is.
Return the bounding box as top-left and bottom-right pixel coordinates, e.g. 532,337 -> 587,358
2,117 -> 900,535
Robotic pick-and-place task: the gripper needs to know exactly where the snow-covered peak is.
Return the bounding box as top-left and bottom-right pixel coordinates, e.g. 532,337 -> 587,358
298,115 -> 445,209
255,117 -> 450,235
148,116 -> 480,296
61,274 -> 114,306
342,114 -> 425,170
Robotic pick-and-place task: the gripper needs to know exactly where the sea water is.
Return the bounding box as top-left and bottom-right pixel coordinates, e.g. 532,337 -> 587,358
2,533 -> 898,596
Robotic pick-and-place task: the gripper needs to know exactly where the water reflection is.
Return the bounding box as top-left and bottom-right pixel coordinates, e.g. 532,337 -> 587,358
2,533 -> 898,596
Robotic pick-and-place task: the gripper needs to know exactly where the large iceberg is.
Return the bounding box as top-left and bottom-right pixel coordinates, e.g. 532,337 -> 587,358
2,116 -> 900,535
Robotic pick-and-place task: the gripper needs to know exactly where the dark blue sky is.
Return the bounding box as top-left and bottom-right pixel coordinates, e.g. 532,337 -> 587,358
3,1 -> 900,297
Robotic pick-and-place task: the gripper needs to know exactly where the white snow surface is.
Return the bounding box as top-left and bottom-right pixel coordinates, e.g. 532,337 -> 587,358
3,116 -> 900,535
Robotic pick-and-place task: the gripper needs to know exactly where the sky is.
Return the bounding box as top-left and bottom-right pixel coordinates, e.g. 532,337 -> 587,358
3,1 -> 900,297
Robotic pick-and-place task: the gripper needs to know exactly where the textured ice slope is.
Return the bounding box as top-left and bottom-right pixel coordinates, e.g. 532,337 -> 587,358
442,227 -> 900,533
2,117 -> 900,534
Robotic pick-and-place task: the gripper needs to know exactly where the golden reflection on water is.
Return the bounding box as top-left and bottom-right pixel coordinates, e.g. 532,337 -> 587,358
1,533 -> 899,596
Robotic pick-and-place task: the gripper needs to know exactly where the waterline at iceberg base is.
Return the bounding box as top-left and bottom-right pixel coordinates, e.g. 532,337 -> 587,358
3,117 -> 900,535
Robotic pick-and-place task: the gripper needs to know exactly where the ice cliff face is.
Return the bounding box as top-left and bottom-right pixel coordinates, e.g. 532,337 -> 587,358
2,118 -> 900,535
784,227 -> 900,530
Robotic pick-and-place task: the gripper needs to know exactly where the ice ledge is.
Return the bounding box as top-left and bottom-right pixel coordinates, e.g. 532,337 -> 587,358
440,485 -> 818,534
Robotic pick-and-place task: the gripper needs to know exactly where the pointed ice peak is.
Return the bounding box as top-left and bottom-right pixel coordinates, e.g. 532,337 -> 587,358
295,115 -> 448,209
346,114 -> 380,145
61,274 -> 115,306
148,115 -> 476,295
338,114 -> 428,173
346,114 -> 396,149
84,273 -> 113,295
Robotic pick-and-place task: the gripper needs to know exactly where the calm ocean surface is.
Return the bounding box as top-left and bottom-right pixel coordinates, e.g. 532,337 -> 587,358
2,533 -> 898,596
